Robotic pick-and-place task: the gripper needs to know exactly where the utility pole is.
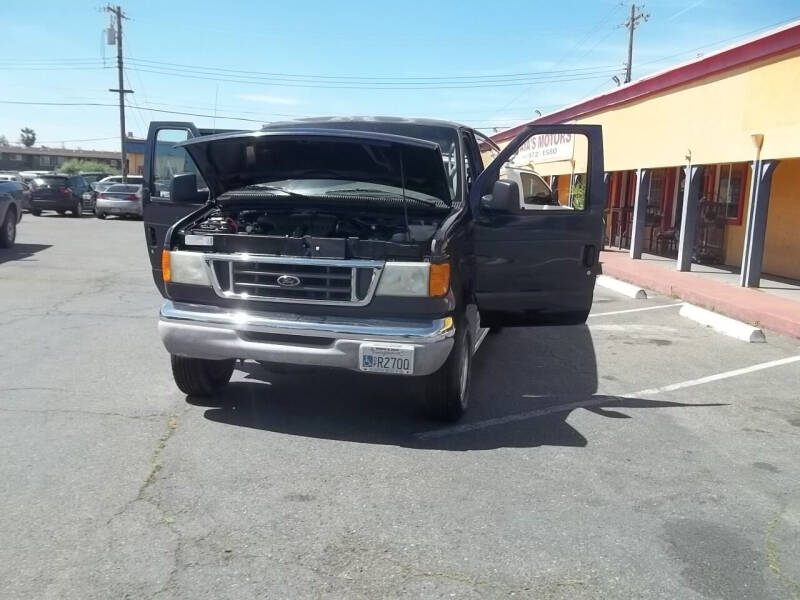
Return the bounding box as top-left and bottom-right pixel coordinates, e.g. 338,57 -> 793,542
105,4 -> 133,182
624,3 -> 649,83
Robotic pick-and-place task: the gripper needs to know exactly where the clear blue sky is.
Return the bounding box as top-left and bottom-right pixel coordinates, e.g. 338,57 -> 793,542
1,0 -> 798,150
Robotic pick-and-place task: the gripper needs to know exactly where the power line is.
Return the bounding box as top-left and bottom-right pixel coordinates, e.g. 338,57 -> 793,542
0,99 -> 536,130
125,57 -> 621,82
0,57 -> 103,63
125,64 -> 617,89
495,2 -> 626,115
637,14 -> 800,68
0,99 -> 267,123
37,136 -> 119,144
0,66 -> 111,72
0,54 -> 626,83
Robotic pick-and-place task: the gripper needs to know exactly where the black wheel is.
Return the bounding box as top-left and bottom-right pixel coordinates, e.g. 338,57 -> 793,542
170,355 -> 235,396
423,319 -> 472,422
0,207 -> 16,248
95,210 -> 106,219
71,201 -> 82,217
56,209 -> 66,215
31,209 -> 41,216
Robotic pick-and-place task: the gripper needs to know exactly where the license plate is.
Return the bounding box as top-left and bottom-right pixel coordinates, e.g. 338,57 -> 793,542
359,343 -> 414,375
110,207 -> 122,213
82,193 -> 92,200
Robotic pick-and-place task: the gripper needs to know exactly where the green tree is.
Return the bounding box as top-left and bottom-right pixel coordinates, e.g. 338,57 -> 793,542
19,128 -> 36,147
0,134 -> 8,145
59,159 -> 119,175
570,181 -> 586,210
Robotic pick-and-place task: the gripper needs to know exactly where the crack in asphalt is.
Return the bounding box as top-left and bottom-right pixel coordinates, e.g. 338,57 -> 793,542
101,410 -> 188,599
0,405 -> 167,421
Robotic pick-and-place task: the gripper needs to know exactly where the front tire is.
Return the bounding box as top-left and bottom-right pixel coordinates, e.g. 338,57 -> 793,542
0,207 -> 16,248
95,210 -> 106,219
31,209 -> 41,216
71,201 -> 82,218
170,355 -> 235,396
423,320 -> 472,422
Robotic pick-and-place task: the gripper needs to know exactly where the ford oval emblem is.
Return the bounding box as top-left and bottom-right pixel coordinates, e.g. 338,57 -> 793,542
277,275 -> 301,287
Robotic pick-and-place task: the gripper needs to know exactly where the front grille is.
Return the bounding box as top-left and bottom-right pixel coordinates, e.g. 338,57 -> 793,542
207,255 -> 382,305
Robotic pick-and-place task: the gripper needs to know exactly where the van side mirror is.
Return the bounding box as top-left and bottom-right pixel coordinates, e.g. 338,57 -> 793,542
481,179 -> 519,213
169,173 -> 205,203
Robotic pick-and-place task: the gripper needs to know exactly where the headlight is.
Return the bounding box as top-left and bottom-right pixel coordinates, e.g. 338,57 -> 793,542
375,262 -> 451,297
376,262 -> 429,297
162,250 -> 211,286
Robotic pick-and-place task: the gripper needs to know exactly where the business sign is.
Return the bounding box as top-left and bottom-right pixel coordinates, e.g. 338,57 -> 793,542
511,132 -> 575,166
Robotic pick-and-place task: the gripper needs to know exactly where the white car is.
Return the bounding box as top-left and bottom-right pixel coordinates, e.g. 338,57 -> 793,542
94,183 -> 143,219
98,175 -> 144,185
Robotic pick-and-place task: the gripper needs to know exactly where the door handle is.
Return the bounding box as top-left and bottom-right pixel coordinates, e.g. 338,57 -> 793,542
582,244 -> 597,268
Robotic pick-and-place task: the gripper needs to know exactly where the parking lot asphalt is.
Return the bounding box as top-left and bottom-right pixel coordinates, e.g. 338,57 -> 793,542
2,215 -> 800,599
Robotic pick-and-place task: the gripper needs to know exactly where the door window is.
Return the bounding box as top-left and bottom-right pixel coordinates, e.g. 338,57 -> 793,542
496,132 -> 590,212
153,129 -> 204,199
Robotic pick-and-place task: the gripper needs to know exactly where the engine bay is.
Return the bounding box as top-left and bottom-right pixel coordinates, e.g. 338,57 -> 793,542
190,207 -> 440,243
178,204 -> 447,260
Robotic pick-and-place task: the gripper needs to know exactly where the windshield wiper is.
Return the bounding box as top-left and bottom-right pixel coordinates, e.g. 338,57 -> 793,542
326,187 -> 442,207
244,184 -> 307,199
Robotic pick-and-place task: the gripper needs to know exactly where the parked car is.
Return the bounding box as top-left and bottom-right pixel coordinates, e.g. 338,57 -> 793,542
28,174 -> 90,217
95,183 -> 143,219
0,180 -> 26,247
0,172 -> 23,183
142,118 -> 605,421
500,165 -> 571,210
79,171 -> 110,185
98,174 -> 143,185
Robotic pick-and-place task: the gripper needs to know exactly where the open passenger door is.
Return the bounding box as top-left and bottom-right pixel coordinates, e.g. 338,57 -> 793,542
142,122 -> 215,293
471,124 -> 606,327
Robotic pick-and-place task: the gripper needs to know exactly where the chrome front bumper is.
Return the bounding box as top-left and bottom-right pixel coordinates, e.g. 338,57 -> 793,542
158,301 -> 455,376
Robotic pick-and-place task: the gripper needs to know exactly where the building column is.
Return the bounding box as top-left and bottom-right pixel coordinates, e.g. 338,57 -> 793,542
629,168 -> 650,259
676,164 -> 705,271
740,159 -> 779,287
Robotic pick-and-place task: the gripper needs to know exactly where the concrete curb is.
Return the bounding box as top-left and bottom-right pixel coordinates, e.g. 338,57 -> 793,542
600,252 -> 800,339
679,303 -> 766,343
596,275 -> 647,299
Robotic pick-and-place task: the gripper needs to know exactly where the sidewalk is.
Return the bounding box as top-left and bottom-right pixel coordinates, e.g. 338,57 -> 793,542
600,249 -> 800,339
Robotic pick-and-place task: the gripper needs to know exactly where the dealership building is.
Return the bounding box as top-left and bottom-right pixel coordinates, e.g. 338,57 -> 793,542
491,20 -> 800,287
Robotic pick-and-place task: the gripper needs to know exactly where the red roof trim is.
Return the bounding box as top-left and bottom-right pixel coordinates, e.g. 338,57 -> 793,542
492,21 -> 800,143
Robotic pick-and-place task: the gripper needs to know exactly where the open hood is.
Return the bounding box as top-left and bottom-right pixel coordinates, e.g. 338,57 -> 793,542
177,128 -> 453,204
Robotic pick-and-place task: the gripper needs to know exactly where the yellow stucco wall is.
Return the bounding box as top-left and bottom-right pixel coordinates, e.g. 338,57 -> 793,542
571,52 -> 800,170
763,159 -> 800,279
127,152 -> 145,175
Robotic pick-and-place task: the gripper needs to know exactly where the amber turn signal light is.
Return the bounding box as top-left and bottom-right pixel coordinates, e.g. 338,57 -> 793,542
161,250 -> 171,282
429,262 -> 450,297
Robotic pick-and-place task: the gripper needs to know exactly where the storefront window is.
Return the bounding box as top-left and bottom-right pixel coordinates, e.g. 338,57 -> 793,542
717,163 -> 747,224
647,170 -> 666,206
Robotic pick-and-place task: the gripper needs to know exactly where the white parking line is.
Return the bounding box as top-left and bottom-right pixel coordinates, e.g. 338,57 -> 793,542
623,355 -> 800,397
415,354 -> 800,440
588,303 -> 684,318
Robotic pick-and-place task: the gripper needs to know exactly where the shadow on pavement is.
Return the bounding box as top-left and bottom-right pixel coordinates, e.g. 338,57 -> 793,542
195,324 -> 726,450
0,243 -> 52,264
